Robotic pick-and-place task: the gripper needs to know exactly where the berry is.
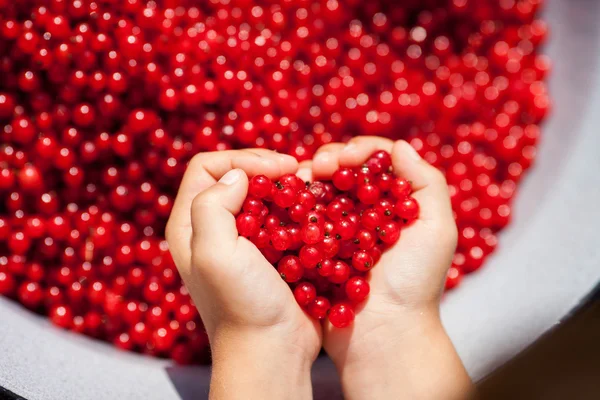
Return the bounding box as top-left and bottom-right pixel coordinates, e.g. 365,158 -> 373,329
49,305 -> 73,329
301,223 -> 323,244
320,236 -> 340,258
345,276 -> 370,302
299,245 -> 322,269
378,221 -> 401,245
367,151 -> 392,173
251,228 -> 270,249
352,250 -> 374,272
8,231 -> 31,255
249,175 -> 272,198
308,297 -> 331,320
18,281 -> 43,309
396,197 -> 420,221
293,282 -> 317,307
329,261 -> 351,284
0,272 -> 16,295
332,168 -> 355,190
356,229 -> 376,250
152,327 -> 176,352
277,256 -> 304,283
328,303 -> 355,328
391,178 -> 412,199
361,208 -> 382,230
316,259 -> 335,277
445,267 -> 462,290
356,183 -> 380,204
236,213 -> 260,238
271,227 -> 291,251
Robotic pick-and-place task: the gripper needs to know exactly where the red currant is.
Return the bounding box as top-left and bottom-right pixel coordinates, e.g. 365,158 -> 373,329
328,303 -> 355,328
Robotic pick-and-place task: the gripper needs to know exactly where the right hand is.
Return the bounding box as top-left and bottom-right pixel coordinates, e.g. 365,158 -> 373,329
306,137 -> 473,399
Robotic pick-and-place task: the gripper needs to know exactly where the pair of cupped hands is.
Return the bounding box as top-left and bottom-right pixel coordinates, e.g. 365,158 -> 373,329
166,136 -> 473,400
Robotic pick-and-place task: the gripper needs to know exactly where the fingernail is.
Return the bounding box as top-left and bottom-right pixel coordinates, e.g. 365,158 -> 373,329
343,142 -> 357,153
314,151 -> 331,164
402,142 -> 421,161
258,158 -> 278,168
277,153 -> 295,163
219,169 -> 242,185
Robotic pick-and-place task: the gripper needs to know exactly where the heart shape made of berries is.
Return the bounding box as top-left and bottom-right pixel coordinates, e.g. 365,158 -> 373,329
236,150 -> 419,328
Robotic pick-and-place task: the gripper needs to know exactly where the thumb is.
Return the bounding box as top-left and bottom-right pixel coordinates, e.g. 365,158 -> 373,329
188,169 -> 248,276
391,140 -> 454,224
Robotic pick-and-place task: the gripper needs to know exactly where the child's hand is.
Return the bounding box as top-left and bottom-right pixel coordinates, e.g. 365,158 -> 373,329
166,150 -> 320,400
308,137 -> 473,399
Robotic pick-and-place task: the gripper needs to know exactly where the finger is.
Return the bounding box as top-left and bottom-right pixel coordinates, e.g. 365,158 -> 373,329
297,160 -> 313,183
167,150 -> 297,269
169,150 -> 297,230
241,149 -> 299,173
338,136 -> 394,167
187,169 -> 248,277
391,140 -> 453,223
312,143 -> 345,178
200,150 -> 298,180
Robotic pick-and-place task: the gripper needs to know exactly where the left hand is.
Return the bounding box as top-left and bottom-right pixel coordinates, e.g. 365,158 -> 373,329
166,149 -> 321,400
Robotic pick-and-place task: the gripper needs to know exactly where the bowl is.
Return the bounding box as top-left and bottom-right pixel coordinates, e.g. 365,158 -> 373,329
2,1 -> 600,399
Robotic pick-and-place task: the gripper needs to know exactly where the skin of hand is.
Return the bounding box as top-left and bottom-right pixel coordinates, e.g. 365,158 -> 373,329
301,136 -> 474,400
166,149 -> 321,400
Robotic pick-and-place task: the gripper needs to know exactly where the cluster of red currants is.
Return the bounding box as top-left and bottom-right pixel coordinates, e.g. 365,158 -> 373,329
0,0 -> 549,362
237,151 -> 418,328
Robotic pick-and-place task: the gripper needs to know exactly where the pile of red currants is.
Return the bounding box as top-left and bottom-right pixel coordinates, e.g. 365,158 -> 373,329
238,150 -> 418,328
0,0 -> 549,363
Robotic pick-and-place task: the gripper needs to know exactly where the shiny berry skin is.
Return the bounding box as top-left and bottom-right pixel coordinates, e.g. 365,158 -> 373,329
301,223 -> 323,244
114,333 -> 134,351
352,250 -> 374,272
334,218 -> 358,240
308,296 -> 331,320
277,256 -> 304,283
299,245 -> 322,268
18,164 -> 43,192
236,213 -> 260,238
378,221 -> 401,245
249,175 -> 272,198
316,259 -> 335,277
0,271 -> 16,295
152,326 -> 176,352
251,228 -> 270,249
18,281 -> 43,309
328,303 -> 355,328
396,197 -> 420,221
329,261 -> 351,284
367,150 -> 392,173
49,305 -> 73,329
345,276 -> 370,302
445,267 -> 463,290
356,183 -> 380,204
8,231 -> 31,255
293,282 -> 317,307
332,168 -> 355,190
356,229 -> 376,250
271,227 -> 291,251
272,185 -> 296,208
288,203 -> 308,222
391,178 -> 412,199
361,208 -> 382,230
320,236 -> 339,258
